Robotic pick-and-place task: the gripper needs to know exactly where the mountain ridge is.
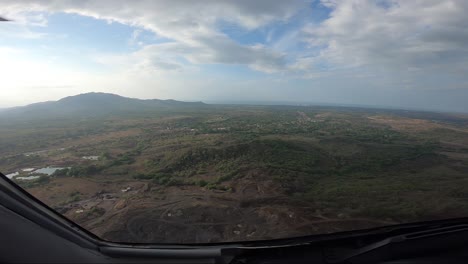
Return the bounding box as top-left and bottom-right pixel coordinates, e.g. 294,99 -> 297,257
0,92 -> 207,120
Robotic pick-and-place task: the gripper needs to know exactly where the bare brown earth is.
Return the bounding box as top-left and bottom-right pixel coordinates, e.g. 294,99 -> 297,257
29,176 -> 394,243
368,116 -> 442,132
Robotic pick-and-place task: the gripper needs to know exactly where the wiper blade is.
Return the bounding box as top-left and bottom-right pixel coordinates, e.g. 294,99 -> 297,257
325,224 -> 468,263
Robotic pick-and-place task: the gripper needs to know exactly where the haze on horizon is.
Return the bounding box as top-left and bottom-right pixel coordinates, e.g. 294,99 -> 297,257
1,0 -> 468,113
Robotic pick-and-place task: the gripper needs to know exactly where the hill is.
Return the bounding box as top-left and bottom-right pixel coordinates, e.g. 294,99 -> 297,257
0,93 -> 206,120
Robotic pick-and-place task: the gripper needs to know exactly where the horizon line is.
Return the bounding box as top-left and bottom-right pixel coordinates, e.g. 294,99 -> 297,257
1,92 -> 468,115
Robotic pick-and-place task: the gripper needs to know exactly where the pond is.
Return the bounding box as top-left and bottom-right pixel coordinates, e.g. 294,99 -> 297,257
5,172 -> 19,179
33,167 -> 67,176
16,176 -> 41,181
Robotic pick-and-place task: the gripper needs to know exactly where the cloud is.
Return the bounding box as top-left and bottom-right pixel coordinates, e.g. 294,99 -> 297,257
95,44 -> 184,73
128,29 -> 143,46
1,0 -> 307,73
302,0 -> 468,78
160,37 -> 287,73
4,0 -> 468,79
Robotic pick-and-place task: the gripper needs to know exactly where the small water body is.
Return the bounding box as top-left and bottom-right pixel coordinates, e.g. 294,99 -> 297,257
22,168 -> 35,172
33,167 -> 67,176
5,172 -> 19,179
16,176 -> 40,181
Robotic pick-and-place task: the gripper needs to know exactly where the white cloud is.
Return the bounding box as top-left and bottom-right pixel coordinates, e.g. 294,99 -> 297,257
4,0 -> 468,79
128,29 -> 143,46
0,0 -> 307,73
161,38 -> 287,73
95,44 -> 184,73
302,0 -> 468,77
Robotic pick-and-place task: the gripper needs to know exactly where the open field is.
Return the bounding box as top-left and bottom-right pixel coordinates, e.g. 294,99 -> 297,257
1,102 -> 468,243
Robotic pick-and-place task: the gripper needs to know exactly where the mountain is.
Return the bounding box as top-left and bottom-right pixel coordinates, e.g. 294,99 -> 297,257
0,93 -> 206,120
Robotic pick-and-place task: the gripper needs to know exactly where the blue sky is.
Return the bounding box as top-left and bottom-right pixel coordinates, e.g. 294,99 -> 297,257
1,0 -> 468,112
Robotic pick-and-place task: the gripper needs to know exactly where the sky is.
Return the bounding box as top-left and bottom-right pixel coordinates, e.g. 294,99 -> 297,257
1,0 -> 468,112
